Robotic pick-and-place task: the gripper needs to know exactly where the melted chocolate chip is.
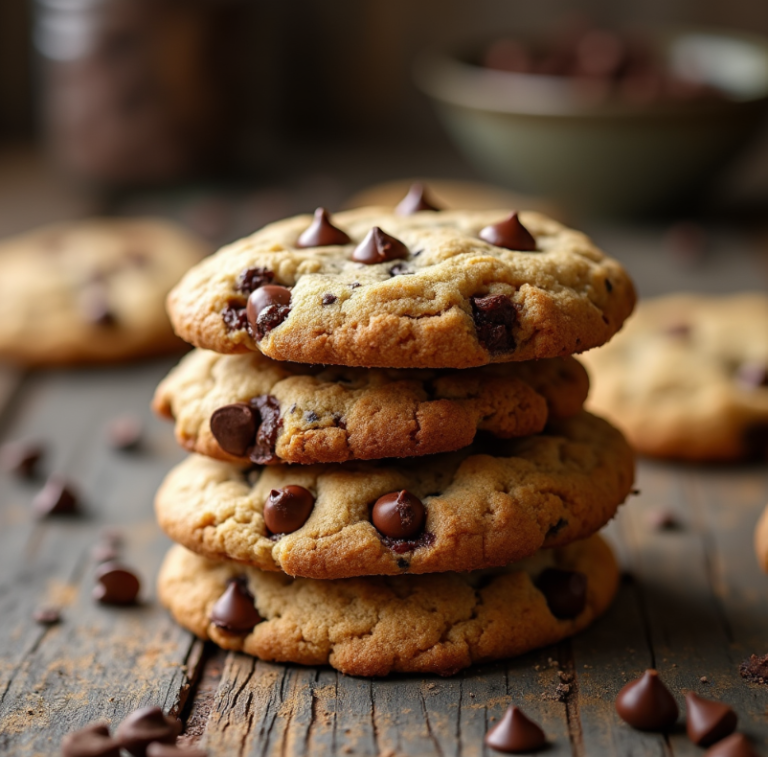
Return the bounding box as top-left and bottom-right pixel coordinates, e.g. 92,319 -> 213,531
735,361 -> 768,390
236,266 -> 274,295
297,208 -> 351,248
210,576 -> 261,633
321,293 -> 337,305
615,669 -> 679,731
249,395 -> 282,465
685,692 -> 738,746
210,403 -> 257,457
32,474 -> 79,517
263,485 -> 315,534
389,263 -> 413,276
146,743 -> 208,757
471,294 -> 517,354
535,569 -> 587,618
246,285 -> 291,340
115,707 -> 181,757
33,607 -> 61,625
484,705 -> 546,753
351,227 -> 409,265
395,183 -> 441,215
704,733 -> 760,757
479,212 -> 537,251
93,562 -> 141,605
61,723 -> 121,757
372,490 -> 426,540
222,304 -> 248,332
0,440 -> 44,478
106,415 -> 142,451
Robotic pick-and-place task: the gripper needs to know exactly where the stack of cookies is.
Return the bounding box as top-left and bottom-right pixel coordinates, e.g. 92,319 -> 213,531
152,187 -> 637,676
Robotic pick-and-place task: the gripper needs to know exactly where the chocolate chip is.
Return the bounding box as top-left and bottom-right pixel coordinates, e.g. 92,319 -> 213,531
106,415 -> 142,450
236,266 -> 274,295
615,669 -> 679,731
484,705 -> 546,753
210,403 -> 257,457
222,304 -> 248,332
32,474 -> 79,517
735,361 -> 768,390
396,558 -> 409,569
545,518 -> 568,538
704,733 -> 760,757
321,293 -> 337,305
479,212 -> 537,251
297,208 -> 351,248
372,490 -> 426,540
647,509 -> 681,531
382,530 -> 435,554
246,285 -> 291,340
471,294 -> 517,354
210,576 -> 261,633
739,653 -> 768,684
351,227 -> 409,264
249,395 -> 282,465
305,410 -> 319,423
389,263 -> 412,276
93,562 -> 140,606
80,286 -> 117,326
535,569 -> 587,619
146,743 -> 208,757
395,183 -> 441,215
349,281 -> 361,289
33,607 -> 61,625
115,707 -> 182,757
605,278 -> 613,292
0,440 -> 44,478
263,485 -> 315,534
685,692 -> 738,746
61,723 -> 121,757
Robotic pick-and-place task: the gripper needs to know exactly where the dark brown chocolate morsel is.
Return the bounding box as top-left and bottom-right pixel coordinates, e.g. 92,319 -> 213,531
484,705 -> 546,753
395,183 -> 441,215
389,263 -> 412,276
93,562 -> 141,606
249,395 -> 282,465
61,723 -> 121,757
210,576 -> 261,633
236,266 -> 274,295
535,568 -> 587,619
321,293 -> 337,305
479,212 -> 537,251
210,403 -> 257,457
704,733 -> 760,757
372,490 -> 426,540
351,227 -> 409,265
222,304 -> 248,332
115,707 -> 182,757
32,474 -> 79,517
246,285 -> 291,340
0,440 -> 44,478
739,653 -> 768,684
471,294 -> 517,354
264,485 -> 315,534
685,692 -> 738,746
33,606 -> 61,625
615,669 -> 679,731
146,743 -> 209,757
297,207 -> 351,248
106,415 -> 142,450
735,361 -> 768,390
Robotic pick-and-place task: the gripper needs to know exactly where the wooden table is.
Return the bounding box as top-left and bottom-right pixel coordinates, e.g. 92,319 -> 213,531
0,182 -> 767,755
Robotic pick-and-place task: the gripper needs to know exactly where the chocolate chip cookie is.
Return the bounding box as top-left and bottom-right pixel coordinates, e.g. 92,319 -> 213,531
582,293 -> 768,461
153,348 -> 590,465
0,218 -> 209,365
158,533 -> 618,676
167,207 -> 635,369
154,411 -> 634,579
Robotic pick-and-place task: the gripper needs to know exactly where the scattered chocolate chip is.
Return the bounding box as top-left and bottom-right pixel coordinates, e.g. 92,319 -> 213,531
704,733 -> 760,757
61,723 -> 121,757
321,293 -> 337,305
372,490 -> 426,540
470,294 -> 517,354
351,227 -> 409,264
115,707 -> 182,757
236,266 -> 274,295
535,569 -> 587,619
735,362 -> 768,390
389,263 -> 412,276
80,287 -> 117,327
615,669 -> 679,731
222,304 -> 248,332
146,743 -> 208,757
647,508 -> 681,531
685,692 -> 738,747
740,653 -> 768,684
297,207 -> 351,248
246,285 -> 291,340
605,278 -> 613,292
33,607 -> 61,625
210,403 -> 256,457
263,486 -> 315,534
0,440 -> 44,478
395,183 -> 441,215
106,415 -> 142,451
484,705 -> 546,753
93,562 -> 141,606
479,212 -> 537,251
249,395 -> 282,465
210,576 -> 261,633
305,410 -> 319,423
32,474 -> 79,517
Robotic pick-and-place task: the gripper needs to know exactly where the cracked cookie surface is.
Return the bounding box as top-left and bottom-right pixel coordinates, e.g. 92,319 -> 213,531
153,348 -> 589,464
154,411 -> 634,579
167,207 -> 635,369
0,218 -> 209,365
158,534 -> 618,676
582,293 -> 768,461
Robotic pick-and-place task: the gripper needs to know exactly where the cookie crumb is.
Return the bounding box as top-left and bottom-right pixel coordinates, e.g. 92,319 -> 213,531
700,676 -> 709,684
740,654 -> 768,684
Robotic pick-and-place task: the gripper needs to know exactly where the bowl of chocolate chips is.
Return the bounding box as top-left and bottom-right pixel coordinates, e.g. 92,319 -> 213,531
415,26 -> 768,217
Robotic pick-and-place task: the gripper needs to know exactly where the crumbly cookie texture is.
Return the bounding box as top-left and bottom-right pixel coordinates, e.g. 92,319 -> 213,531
154,411 -> 634,579
153,348 -> 589,465
158,535 -> 618,676
756,504 -> 768,572
582,293 -> 768,461
0,218 -> 209,365
167,207 -> 635,369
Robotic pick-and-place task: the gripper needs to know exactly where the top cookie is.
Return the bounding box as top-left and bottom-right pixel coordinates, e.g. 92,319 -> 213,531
167,206 -> 635,368
0,218 -> 209,366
